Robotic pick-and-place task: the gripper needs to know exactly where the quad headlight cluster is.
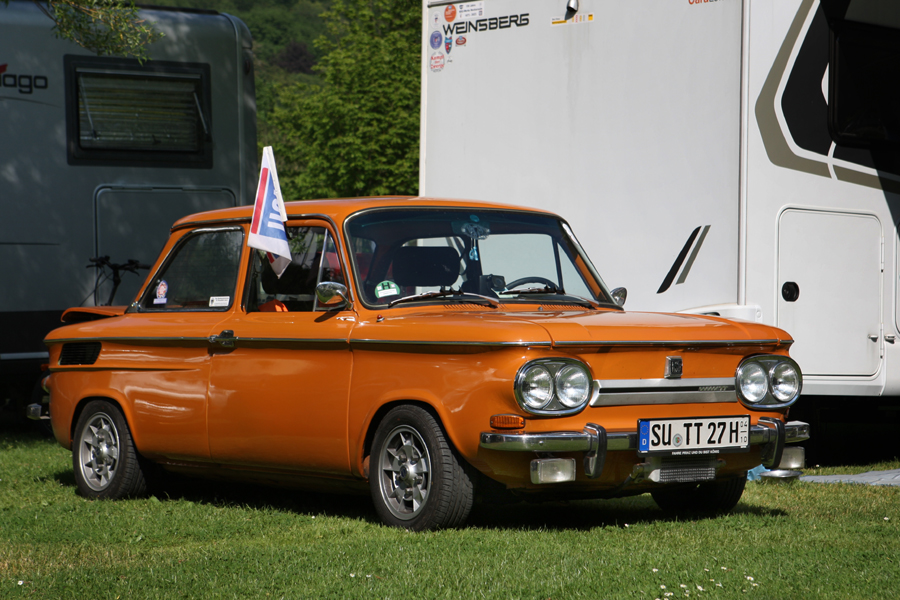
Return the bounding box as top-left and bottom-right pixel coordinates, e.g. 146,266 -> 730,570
735,355 -> 802,409
514,358 -> 593,415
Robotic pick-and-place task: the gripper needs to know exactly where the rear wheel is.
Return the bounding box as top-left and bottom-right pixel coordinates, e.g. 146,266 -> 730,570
370,405 -> 474,530
72,400 -> 147,499
651,476 -> 746,514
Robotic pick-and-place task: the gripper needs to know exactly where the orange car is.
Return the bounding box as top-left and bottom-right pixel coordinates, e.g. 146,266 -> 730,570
36,197 -> 808,530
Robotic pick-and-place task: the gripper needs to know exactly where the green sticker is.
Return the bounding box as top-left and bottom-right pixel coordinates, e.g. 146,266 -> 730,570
375,281 -> 400,298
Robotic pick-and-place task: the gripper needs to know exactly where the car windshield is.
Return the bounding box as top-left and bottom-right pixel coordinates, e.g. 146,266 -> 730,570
345,208 -> 615,308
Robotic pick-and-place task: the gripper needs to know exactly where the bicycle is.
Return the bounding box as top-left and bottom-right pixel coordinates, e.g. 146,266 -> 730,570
84,256 -> 151,306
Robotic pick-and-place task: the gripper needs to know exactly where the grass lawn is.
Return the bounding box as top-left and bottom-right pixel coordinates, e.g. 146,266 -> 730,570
1,425 -> 898,599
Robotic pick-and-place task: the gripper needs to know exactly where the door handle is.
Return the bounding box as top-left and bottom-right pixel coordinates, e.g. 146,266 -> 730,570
886,335 -> 896,344
868,334 -> 879,342
209,330 -> 236,347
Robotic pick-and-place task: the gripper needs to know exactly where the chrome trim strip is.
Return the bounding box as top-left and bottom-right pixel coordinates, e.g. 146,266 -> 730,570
480,421 -> 810,453
592,391 -> 736,406
351,339 -> 552,347
0,351 -> 50,361
233,337 -> 348,345
554,339 -> 785,347
590,377 -> 736,406
596,377 -> 733,390
47,337 -> 210,344
171,216 -> 250,232
47,336 -> 348,345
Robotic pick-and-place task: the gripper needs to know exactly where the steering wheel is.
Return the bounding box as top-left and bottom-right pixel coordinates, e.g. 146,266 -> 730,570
504,277 -> 559,291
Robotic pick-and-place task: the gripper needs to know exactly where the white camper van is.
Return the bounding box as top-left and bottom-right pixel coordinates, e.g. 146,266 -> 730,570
1,2 -> 257,407
420,0 -> 900,409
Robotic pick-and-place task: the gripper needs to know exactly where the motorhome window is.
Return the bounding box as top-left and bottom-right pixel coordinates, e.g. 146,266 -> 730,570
829,20 -> 900,149
65,56 -> 213,168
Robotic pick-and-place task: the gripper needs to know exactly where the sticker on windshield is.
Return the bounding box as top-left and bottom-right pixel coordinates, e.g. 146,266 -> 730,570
375,281 -> 400,298
209,296 -> 230,308
153,280 -> 168,305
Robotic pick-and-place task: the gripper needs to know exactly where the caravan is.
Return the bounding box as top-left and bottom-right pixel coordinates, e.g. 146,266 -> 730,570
420,0 -> 900,407
1,1 -> 257,407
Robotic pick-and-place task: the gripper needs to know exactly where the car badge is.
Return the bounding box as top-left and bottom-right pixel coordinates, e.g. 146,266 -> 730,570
665,356 -> 682,379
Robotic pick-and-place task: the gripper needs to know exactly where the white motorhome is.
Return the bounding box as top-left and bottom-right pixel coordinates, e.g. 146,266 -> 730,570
420,0 -> 900,405
1,1 -> 257,405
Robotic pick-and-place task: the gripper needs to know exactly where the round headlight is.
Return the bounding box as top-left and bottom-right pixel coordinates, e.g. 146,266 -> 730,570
555,365 -> 591,408
770,362 -> 800,402
738,362 -> 767,403
521,365 -> 553,409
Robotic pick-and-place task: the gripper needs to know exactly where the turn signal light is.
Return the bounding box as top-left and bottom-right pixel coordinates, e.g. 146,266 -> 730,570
490,414 -> 525,430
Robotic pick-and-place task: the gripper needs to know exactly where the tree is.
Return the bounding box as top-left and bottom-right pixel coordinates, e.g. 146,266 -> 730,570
3,0 -> 162,60
269,0 -> 421,199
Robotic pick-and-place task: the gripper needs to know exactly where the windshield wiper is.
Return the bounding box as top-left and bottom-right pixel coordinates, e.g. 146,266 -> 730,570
502,286 -> 601,309
388,289 -> 500,308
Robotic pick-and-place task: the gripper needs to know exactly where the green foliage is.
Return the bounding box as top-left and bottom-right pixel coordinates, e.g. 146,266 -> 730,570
140,0 -> 332,157
14,0 -> 164,61
269,0 -> 421,199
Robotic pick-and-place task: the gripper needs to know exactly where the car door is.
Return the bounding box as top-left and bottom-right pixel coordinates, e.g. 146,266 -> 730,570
119,226 -> 245,461
207,221 -> 356,475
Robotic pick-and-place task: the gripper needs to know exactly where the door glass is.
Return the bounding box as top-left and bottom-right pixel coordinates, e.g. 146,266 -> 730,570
246,227 -> 345,312
141,228 -> 242,311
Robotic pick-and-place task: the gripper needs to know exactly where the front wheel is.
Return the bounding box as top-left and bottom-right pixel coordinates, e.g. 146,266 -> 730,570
651,476 -> 746,514
72,400 -> 147,500
369,405 -> 474,530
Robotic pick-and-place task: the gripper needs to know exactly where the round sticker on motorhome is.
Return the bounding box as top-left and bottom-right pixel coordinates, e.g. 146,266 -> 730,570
430,52 -> 445,72
444,4 -> 456,22
431,11 -> 441,29
430,31 -> 442,49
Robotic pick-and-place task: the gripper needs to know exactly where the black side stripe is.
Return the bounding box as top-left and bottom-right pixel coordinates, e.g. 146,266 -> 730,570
657,226 -> 700,294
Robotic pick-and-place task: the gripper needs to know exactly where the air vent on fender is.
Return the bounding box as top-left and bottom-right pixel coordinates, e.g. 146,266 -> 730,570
59,342 -> 102,365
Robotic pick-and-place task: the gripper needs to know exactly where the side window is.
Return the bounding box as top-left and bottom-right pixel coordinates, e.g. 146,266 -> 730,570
247,227 -> 346,312
141,229 -> 243,311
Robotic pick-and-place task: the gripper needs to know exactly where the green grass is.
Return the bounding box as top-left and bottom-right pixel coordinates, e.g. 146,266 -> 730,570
1,426 -> 898,599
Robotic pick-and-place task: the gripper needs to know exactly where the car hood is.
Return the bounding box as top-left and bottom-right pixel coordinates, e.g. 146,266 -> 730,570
350,308 -> 792,348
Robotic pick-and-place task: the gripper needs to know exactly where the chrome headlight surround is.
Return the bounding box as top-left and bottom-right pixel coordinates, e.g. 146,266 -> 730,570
514,358 -> 594,415
735,355 -> 802,409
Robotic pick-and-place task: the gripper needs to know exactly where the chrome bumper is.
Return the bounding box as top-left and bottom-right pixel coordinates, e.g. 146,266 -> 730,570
480,420 -> 810,479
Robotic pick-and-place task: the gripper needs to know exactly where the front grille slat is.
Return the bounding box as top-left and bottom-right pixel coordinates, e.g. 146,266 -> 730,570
657,457 -> 718,483
59,342 -> 102,365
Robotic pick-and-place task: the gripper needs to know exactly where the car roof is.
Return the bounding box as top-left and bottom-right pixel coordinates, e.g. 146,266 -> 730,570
171,196 -> 557,231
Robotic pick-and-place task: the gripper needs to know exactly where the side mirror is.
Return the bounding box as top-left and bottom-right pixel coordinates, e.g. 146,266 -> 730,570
316,282 -> 351,309
610,287 -> 627,307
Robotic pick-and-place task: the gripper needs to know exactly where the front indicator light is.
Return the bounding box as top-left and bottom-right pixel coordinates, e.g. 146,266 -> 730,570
490,414 -> 526,430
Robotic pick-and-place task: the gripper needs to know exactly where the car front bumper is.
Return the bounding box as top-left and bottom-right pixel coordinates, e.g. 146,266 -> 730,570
480,419 -> 810,481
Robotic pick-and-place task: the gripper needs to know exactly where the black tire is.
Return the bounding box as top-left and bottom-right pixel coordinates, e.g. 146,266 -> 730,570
651,476 -> 746,514
369,405 -> 474,531
72,400 -> 147,500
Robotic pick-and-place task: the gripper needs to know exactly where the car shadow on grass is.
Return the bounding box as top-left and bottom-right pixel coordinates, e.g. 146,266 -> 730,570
49,466 -> 785,531
467,497 -> 786,531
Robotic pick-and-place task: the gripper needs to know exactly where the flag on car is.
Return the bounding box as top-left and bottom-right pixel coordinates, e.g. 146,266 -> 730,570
248,146 -> 291,278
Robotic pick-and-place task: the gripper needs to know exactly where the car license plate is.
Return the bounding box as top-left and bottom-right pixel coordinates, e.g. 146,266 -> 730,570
638,416 -> 750,456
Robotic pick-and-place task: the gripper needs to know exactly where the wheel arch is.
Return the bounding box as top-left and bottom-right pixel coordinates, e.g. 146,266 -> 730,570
360,399 -> 458,479
69,392 -> 139,450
